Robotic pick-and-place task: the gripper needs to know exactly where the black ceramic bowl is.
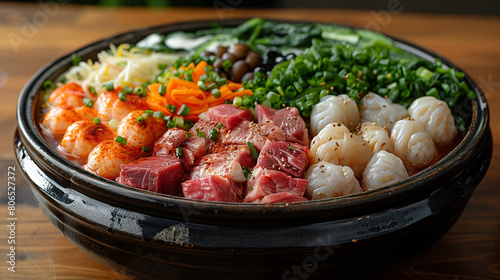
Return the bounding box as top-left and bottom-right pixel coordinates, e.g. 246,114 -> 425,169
15,19 -> 492,280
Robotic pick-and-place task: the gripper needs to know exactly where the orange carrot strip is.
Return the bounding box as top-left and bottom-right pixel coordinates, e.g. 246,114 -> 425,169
192,61 -> 207,83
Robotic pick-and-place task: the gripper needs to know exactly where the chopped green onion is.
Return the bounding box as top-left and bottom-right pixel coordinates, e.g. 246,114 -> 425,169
153,111 -> 164,119
123,86 -> 133,94
247,141 -> 259,160
215,76 -> 228,86
242,166 -> 253,180
198,81 -> 208,91
209,128 -> 218,142
167,104 -> 177,114
71,53 -> 81,66
175,147 -> 183,159
207,82 -> 218,91
115,135 -> 127,145
233,96 -> 242,107
137,116 -> 145,123
224,99 -> 231,104
118,91 -> 127,102
167,119 -> 176,129
197,129 -> 205,138
158,84 -> 166,96
117,61 -> 128,67
83,97 -> 94,108
173,116 -> 184,128
93,117 -> 101,125
142,81 -> 152,88
158,63 -> 167,70
142,146 -> 151,153
288,145 -> 296,151
177,105 -> 191,117
103,82 -> 114,91
211,88 -> 221,98
222,60 -> 232,71
145,110 -> 154,116
216,123 -> 223,130
43,81 -> 55,90
109,119 -> 119,131
88,85 -> 97,96
184,119 -> 194,129
133,86 -> 145,96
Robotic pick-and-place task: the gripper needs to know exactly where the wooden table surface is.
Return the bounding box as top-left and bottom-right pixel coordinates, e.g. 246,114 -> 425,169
1,3 -> 499,279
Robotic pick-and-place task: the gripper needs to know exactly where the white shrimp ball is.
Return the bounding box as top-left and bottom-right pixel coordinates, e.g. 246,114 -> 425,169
310,94 -> 360,135
305,162 -> 363,200
116,110 -> 167,149
360,93 -> 407,132
361,150 -> 408,190
357,122 -> 394,154
309,123 -> 372,179
408,96 -> 457,145
390,119 -> 437,168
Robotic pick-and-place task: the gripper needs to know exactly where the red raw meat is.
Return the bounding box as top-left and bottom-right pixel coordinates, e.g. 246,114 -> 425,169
222,121 -> 286,151
153,128 -> 188,156
186,144 -> 256,183
260,192 -> 308,204
204,104 -> 253,129
182,175 -> 243,202
244,167 -> 308,203
255,104 -> 309,146
256,140 -> 308,178
117,155 -> 184,195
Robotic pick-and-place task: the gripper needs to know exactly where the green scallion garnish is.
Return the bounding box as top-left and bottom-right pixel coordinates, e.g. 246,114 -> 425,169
115,135 -> 127,145
177,105 -> 191,117
83,97 -> 94,108
175,147 -> 183,159
158,84 -> 166,96
43,81 -> 54,90
142,146 -> 151,153
133,86 -> 145,96
103,82 -> 115,91
211,88 -> 221,98
209,128 -> 218,142
93,117 -> 101,125
153,111 -> 164,119
118,91 -> 127,102
247,141 -> 259,160
71,53 -> 81,66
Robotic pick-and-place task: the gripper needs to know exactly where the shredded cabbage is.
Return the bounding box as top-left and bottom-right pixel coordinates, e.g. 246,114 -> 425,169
63,44 -> 183,94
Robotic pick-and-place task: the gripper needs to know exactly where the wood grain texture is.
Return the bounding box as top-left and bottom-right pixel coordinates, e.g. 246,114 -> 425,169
0,3 -> 499,279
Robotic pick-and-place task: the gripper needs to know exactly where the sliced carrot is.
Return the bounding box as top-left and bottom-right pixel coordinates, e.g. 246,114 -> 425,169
145,62 -> 254,121
192,61 -> 207,84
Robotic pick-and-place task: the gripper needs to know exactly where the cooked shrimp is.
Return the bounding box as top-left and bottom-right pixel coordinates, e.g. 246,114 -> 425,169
41,106 -> 97,135
59,120 -> 115,158
116,110 -> 167,149
48,82 -> 86,108
94,90 -> 149,121
85,140 -> 142,179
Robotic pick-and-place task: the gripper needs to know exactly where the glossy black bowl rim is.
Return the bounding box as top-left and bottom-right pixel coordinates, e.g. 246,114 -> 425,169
16,18 -> 490,221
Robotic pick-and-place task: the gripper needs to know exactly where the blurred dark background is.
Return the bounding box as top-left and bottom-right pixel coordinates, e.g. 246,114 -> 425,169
4,0 -> 500,15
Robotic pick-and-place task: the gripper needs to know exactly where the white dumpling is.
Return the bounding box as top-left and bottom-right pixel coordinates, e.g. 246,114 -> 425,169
309,123 -> 372,179
305,162 -> 363,200
361,150 -> 408,190
360,92 -> 408,132
357,122 -> 394,154
310,94 -> 360,135
408,96 -> 457,145
390,119 -> 437,168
